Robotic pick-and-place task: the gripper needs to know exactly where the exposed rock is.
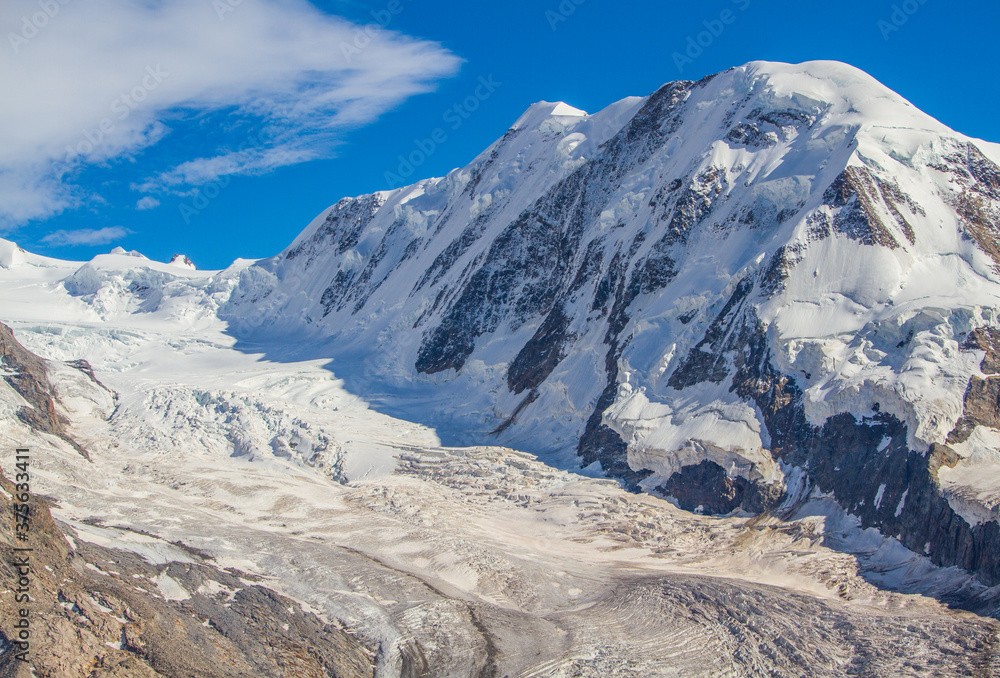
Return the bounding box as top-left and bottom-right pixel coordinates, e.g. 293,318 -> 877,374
726,122 -> 777,149
668,276 -> 756,391
821,166 -> 902,249
950,327 -> 1000,444
728,315 -> 1000,587
0,470 -> 376,677
934,141 -> 1000,270
508,303 -> 572,394
662,166 -> 728,246
168,254 -> 195,269
950,375 -> 1000,445
659,460 -> 783,515
0,323 -> 88,459
966,327 -> 1000,376
759,244 -> 804,297
416,78 -> 699,376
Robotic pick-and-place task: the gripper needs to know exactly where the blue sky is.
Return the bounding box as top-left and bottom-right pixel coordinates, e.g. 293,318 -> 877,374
2,0 -> 997,269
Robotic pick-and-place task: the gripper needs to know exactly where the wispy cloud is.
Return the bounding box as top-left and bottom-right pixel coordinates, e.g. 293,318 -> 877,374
133,145 -> 318,191
136,196 -> 161,210
0,0 -> 461,226
41,227 -> 132,247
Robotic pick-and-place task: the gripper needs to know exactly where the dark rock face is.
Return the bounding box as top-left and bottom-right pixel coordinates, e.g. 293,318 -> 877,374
758,244 -> 804,297
570,89 -> 832,499
413,213 -> 492,296
577,249 -> 649,486
872,174 -> 920,245
821,167 -> 902,249
66,358 -> 103,388
290,195 -> 384,262
578,379 -> 639,486
926,140 -> 1000,272
724,104 -> 818,151
786,407 -> 1000,589
415,194 -> 585,375
659,460 -> 782,515
950,377 -> 1000,445
0,322 -> 88,459
507,303 -> 572,394
291,195 -> 386,317
726,122 -> 777,149
724,310 -> 1000,587
662,166 -> 728,247
651,266 -> 1000,586
668,276 -> 756,391
967,327 -> 1000,375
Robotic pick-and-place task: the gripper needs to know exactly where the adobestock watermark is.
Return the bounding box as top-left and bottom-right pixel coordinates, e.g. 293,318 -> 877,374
213,0 -> 243,21
7,0 -> 72,54
383,74 -> 501,189
340,0 -> 413,63
9,447 -> 33,663
61,65 -> 170,164
673,0 -> 751,74
178,175 -> 232,224
177,127 -> 278,224
877,0 -> 930,40
545,0 -> 586,31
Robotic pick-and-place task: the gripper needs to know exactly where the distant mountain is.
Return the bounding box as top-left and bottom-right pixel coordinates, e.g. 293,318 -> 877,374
220,61 -> 1000,585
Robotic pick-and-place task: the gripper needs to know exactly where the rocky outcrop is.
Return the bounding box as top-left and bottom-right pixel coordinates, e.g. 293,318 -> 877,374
933,141 -> 1000,271
659,459 -> 782,515
0,323 -> 88,459
725,311 -> 1000,586
0,469 -> 376,677
817,166 -> 920,249
950,328 -> 1000,444
507,302 -> 572,394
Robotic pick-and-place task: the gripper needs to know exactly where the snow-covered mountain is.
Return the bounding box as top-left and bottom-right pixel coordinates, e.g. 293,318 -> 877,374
6,59 -> 1000,674
216,61 -> 1000,586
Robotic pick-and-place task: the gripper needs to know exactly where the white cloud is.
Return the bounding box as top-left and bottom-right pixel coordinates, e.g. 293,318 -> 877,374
0,0 -> 461,226
136,196 -> 161,210
134,144 -> 318,191
41,226 -> 131,247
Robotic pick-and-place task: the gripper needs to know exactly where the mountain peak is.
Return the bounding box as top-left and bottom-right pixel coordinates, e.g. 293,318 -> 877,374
108,246 -> 146,258
0,238 -> 26,269
733,60 -> 949,134
512,100 -> 588,130
170,254 -> 196,270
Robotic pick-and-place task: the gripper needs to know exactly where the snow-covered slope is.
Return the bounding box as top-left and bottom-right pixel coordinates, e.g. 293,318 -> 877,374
216,61 -> 1000,585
